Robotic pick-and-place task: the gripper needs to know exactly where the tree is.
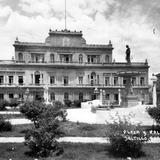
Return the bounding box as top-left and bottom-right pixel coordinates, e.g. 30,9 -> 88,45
23,101 -> 66,157
20,101 -> 45,127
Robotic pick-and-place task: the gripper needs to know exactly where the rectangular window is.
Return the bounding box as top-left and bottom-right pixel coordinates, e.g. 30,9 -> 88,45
18,76 -> 23,85
9,93 -> 14,99
0,94 -> 4,100
132,77 -> 136,86
50,76 -> 55,84
50,54 -> 54,63
0,76 -> 4,85
8,76 -> 13,85
87,55 -> 100,63
50,93 -> 55,100
64,76 -> 68,86
60,54 -> 72,63
114,94 -> 118,101
140,77 -> 145,86
105,77 -> 110,86
123,78 -> 126,85
114,77 -> 118,86
64,92 -> 69,100
79,77 -> 83,84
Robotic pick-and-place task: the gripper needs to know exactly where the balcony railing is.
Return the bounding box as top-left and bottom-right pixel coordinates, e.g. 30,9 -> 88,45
12,60 -> 148,67
0,83 -> 149,88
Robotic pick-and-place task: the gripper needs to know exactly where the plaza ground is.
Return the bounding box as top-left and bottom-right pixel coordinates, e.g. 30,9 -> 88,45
2,104 -> 155,125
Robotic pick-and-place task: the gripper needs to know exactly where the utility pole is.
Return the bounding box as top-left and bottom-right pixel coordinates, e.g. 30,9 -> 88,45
65,0 -> 67,30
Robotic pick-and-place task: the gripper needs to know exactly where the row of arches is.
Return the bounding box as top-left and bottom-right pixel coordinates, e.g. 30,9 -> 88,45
18,53 -> 110,63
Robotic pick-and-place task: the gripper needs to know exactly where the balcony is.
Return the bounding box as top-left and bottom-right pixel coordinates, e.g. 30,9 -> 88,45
12,60 -> 149,68
0,83 -> 149,89
0,83 -> 25,87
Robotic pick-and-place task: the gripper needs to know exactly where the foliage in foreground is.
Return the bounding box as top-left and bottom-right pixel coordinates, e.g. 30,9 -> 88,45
21,101 -> 67,157
0,115 -> 12,132
147,106 -> 160,124
0,100 -> 9,110
0,99 -> 20,111
105,113 -> 150,158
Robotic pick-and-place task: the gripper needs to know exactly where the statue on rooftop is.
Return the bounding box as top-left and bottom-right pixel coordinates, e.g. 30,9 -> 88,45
125,45 -> 131,63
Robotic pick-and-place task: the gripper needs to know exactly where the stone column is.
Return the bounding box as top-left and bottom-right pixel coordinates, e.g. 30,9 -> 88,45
102,90 -> 106,105
118,89 -> 121,106
43,85 -> 49,104
153,81 -> 157,107
100,89 -> 103,104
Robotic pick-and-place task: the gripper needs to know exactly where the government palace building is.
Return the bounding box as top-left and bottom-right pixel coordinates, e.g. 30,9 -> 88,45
0,29 -> 150,105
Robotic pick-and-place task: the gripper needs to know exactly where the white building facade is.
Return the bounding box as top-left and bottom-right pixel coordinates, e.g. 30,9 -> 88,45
0,29 -> 149,104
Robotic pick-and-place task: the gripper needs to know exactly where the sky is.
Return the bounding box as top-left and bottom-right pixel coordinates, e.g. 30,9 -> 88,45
0,0 -> 160,78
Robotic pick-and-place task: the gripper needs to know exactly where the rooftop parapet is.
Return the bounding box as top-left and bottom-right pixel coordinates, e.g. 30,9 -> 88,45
49,29 -> 83,36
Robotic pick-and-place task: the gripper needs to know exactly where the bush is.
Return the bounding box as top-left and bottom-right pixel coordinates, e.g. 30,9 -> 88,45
147,106 -> 160,124
25,121 -> 63,157
0,115 -> 12,132
9,99 -> 20,108
64,100 -> 72,108
72,100 -> 81,108
24,101 -> 66,157
0,100 -> 9,111
105,114 -> 150,158
20,101 -> 45,127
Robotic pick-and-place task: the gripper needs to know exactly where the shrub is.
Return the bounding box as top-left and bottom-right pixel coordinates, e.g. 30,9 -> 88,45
20,101 -> 45,127
147,106 -> 160,124
105,114 -> 150,158
73,100 -> 81,108
64,100 -> 72,108
9,99 -> 20,108
0,100 -> 9,111
0,115 -> 12,132
25,121 -> 63,157
24,101 -> 66,157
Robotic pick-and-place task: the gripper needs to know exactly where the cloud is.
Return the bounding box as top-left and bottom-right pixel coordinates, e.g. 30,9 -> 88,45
0,5 -> 12,18
0,0 -> 160,77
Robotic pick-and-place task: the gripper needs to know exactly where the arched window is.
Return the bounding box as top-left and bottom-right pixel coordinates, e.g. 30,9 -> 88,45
64,92 -> 69,100
50,54 -> 54,63
91,72 -> 96,86
50,92 -> 55,101
79,54 -> 83,63
79,92 -> 83,101
105,55 -> 109,63
18,53 -> 23,61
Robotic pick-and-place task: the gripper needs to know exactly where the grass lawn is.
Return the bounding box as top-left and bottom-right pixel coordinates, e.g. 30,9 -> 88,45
0,143 -> 160,160
0,121 -> 109,137
0,124 -> 33,137
61,121 -> 108,137
0,121 -> 154,137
